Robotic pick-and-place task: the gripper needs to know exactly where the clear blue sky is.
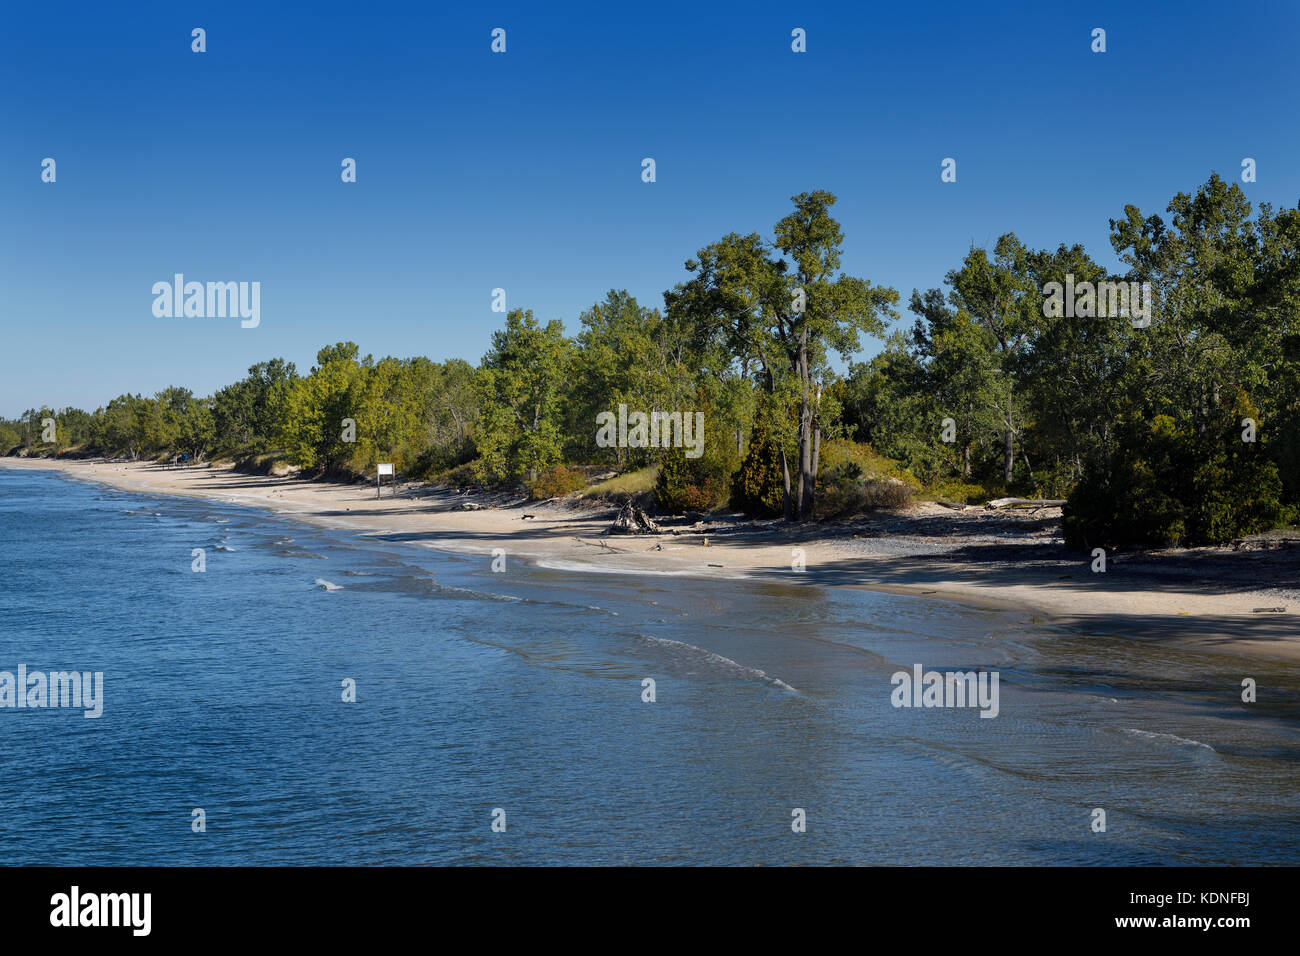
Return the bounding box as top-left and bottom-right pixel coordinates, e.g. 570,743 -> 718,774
3,0 -> 1298,415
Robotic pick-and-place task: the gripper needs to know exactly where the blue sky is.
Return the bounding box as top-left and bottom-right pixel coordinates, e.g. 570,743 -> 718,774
3,0 -> 1298,415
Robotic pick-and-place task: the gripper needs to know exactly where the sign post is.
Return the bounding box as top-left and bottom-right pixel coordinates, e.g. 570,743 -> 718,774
377,463 -> 394,498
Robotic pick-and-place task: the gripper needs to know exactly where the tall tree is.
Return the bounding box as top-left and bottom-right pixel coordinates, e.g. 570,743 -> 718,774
666,191 -> 897,519
280,343 -> 366,471
474,309 -> 575,483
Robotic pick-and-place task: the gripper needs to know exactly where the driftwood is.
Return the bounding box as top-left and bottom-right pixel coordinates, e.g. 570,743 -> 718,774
608,501 -> 661,535
985,497 -> 1066,510
935,499 -> 977,511
573,536 -> 630,554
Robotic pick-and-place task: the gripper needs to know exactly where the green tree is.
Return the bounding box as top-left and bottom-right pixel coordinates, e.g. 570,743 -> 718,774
93,394 -> 157,460
280,343 -> 366,472
212,358 -> 298,454
177,397 -> 215,460
730,411 -> 786,517
474,310 -> 575,484
666,191 -> 897,519
1063,173 -> 1298,544
569,290 -> 699,468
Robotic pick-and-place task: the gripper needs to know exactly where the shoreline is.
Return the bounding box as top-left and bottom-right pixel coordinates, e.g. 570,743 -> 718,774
4,455 -> 1298,663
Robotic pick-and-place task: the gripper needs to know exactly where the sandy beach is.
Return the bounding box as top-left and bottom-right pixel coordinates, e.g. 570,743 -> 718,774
4,455 -> 1297,662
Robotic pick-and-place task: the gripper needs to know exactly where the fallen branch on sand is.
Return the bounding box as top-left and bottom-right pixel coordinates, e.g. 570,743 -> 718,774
573,536 -> 630,554
985,498 -> 1067,510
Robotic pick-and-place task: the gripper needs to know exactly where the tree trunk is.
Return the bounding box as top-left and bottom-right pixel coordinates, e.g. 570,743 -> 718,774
964,402 -> 973,476
804,383 -> 824,520
779,448 -> 793,522
1003,428 -> 1014,484
796,338 -> 813,520
808,425 -> 821,517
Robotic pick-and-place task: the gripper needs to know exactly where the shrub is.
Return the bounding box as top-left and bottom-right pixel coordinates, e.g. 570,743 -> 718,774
655,447 -> 730,513
1186,431 -> 1283,544
1064,461 -> 1186,551
1064,403 -> 1283,549
528,464 -> 587,500
811,438 -> 918,518
928,478 -> 998,505
730,419 -> 786,517
409,436 -> 476,481
861,479 -> 913,509
815,473 -> 912,518
434,461 -> 478,489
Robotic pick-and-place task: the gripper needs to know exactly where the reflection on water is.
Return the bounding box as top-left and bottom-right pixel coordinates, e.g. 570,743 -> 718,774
1,467 -> 1297,865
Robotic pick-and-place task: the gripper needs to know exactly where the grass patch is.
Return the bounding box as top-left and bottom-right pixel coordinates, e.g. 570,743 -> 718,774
430,461 -> 478,489
582,465 -> 657,500
813,439 -> 919,518
920,478 -> 1003,506
818,439 -> 920,487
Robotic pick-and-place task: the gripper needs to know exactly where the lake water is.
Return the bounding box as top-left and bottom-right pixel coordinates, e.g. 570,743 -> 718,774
1,466 -> 1297,865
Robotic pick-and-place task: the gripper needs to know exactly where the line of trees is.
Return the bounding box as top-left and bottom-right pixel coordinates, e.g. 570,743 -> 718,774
843,174 -> 1299,547
4,177 -> 1297,548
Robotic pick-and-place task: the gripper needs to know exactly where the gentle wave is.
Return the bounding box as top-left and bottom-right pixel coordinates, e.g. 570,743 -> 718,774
1122,728 -> 1215,751
535,558 -> 749,579
428,582 -> 522,602
345,574 -> 523,603
635,634 -> 797,692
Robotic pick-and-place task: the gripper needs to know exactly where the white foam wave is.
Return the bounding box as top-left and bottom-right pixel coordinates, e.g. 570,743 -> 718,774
535,558 -> 748,579
1122,728 -> 1215,751
432,583 -> 521,602
637,634 -> 797,692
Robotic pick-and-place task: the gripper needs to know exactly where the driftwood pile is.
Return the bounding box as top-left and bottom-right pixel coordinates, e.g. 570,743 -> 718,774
608,501 -> 661,535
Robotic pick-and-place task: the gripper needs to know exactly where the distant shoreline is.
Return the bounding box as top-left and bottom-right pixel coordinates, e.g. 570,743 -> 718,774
4,455 -> 1298,663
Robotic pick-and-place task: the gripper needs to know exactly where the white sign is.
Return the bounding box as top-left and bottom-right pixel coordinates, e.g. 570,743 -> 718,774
377,463 -> 394,476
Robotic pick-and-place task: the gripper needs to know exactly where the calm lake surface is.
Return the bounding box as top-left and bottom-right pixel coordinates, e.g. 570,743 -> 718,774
1,466 -> 1297,865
